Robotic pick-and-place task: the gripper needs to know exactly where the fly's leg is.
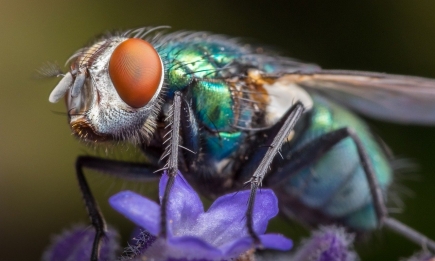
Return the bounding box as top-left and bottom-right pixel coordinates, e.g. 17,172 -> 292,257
245,101 -> 305,243
384,218 -> 435,252
267,127 -> 435,252
75,156 -> 159,261
159,91 -> 183,238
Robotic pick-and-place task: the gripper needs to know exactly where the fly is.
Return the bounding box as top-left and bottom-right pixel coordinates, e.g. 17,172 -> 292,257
47,27 -> 435,261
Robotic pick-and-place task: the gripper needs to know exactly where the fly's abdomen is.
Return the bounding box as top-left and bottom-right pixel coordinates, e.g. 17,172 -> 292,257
280,95 -> 392,231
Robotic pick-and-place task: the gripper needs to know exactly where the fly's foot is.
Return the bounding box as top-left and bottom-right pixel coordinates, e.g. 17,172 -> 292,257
246,180 -> 262,247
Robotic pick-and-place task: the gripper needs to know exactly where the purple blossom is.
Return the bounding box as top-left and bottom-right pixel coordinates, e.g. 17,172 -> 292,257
290,226 -> 358,261
109,171 -> 292,260
42,224 -> 120,261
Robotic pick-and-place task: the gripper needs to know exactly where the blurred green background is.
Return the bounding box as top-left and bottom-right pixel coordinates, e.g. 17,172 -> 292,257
2,1 -> 435,260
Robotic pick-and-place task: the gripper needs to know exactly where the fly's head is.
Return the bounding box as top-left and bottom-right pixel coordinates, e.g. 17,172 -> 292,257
49,35 -> 165,144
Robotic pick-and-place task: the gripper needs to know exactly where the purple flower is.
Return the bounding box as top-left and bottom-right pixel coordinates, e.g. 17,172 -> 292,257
109,171 -> 292,261
42,224 -> 120,261
290,226 -> 358,261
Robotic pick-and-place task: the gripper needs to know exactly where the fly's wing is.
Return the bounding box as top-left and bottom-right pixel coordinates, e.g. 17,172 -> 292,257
275,70 -> 435,125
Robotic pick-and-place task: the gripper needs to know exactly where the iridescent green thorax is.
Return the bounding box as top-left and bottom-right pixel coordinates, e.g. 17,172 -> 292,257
156,37 -> 258,161
160,39 -> 245,92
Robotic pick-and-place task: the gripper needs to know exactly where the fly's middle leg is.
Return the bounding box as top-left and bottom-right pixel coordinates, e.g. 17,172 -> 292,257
244,101 -> 305,244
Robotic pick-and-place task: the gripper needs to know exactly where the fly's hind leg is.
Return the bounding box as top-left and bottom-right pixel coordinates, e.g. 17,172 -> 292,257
75,156 -> 160,261
266,127 -> 435,252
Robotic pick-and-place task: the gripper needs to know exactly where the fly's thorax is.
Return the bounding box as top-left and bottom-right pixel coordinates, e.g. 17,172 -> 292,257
50,36 -> 165,143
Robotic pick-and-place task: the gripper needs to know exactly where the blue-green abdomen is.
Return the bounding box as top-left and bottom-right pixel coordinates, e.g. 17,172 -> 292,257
283,95 -> 392,230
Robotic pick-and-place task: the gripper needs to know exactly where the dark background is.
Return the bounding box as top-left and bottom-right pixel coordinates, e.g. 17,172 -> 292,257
1,1 -> 435,260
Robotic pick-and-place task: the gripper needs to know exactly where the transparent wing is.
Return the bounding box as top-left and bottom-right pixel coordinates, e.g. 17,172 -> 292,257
275,70 -> 435,125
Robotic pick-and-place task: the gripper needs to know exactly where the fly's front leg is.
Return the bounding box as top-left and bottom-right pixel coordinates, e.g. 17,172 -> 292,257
159,91 -> 183,238
75,156 -> 159,261
245,101 -> 305,243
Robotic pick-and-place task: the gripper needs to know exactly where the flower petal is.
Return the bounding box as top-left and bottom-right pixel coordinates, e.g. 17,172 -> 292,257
42,224 -> 119,261
180,189 -> 277,246
159,172 -> 204,233
109,190 -> 161,235
219,234 -> 292,258
259,234 -> 293,251
220,237 -> 253,259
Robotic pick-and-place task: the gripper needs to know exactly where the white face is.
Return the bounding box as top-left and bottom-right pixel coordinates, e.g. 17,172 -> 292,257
50,36 -> 165,143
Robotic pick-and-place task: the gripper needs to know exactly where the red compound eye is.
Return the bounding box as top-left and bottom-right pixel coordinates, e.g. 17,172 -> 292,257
109,38 -> 162,108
